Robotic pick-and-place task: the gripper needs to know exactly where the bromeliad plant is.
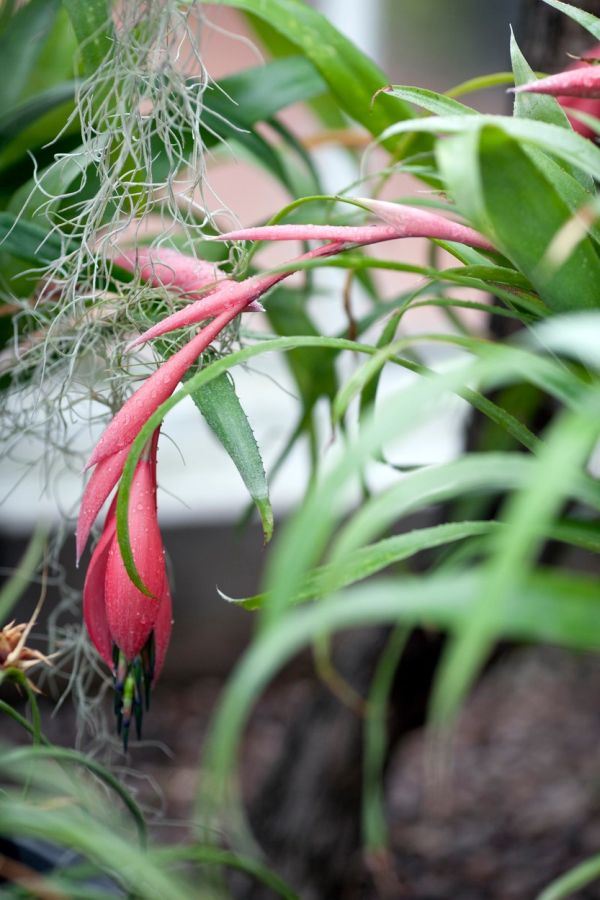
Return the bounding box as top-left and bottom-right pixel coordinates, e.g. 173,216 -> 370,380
1,0 -> 600,896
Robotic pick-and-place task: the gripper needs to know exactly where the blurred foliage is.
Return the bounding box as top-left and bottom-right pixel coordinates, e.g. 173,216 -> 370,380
0,0 -> 599,897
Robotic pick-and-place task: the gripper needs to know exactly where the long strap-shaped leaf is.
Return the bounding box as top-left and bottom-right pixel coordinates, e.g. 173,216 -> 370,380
540,0 -> 600,40
0,0 -> 60,111
198,566 -> 600,838
435,126 -> 600,312
196,0 -> 412,141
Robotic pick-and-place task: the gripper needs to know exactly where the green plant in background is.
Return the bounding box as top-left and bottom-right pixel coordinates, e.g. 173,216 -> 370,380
0,0 -> 599,897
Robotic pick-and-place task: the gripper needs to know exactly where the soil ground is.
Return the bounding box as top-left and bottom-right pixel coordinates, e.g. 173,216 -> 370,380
3,644 -> 600,899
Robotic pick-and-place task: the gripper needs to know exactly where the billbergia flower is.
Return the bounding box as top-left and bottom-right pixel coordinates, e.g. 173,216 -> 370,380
79,204 -> 494,735
83,428 -> 171,747
124,204 -> 493,351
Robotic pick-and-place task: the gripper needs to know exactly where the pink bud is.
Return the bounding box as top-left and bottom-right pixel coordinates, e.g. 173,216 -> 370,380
124,275 -> 261,352
512,64 -> 600,98
81,431 -> 172,745
114,247 -> 224,297
104,454 -> 166,661
125,270 -> 283,351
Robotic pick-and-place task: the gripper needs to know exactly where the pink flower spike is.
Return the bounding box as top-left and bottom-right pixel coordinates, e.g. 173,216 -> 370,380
213,223 -> 400,244
86,305 -> 243,469
126,240 -> 346,350
214,209 -> 494,252
351,199 -> 496,252
104,455 -> 165,661
114,247 -> 225,297
83,502 -> 117,667
76,445 -> 131,563
512,65 -> 600,99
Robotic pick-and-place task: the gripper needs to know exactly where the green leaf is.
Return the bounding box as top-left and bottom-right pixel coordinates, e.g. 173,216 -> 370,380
197,0 -> 412,141
0,212 -> 65,264
438,126 -> 600,312
380,114 -> 600,183
115,335 -> 586,595
333,336 -> 541,454
0,81 -> 76,145
330,454 -> 538,561
530,311 -> 600,370
246,12 -> 346,130
385,85 -> 475,118
0,798 -> 188,900
200,566 -> 600,832
446,71 -> 516,98
0,525 -> 47,624
62,0 -> 113,76
358,309 -> 404,443
207,55 -> 325,125
1,746 -> 146,845
433,396 -> 600,726
509,30 -> 569,129
226,521 -> 498,610
265,286 -> 338,411
540,0 -> 600,40
190,372 -> 273,542
158,847 -> 299,900
0,0 -> 60,111
23,5 -> 78,96
509,29 -> 593,193
362,627 -> 407,852
539,853 -> 600,900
